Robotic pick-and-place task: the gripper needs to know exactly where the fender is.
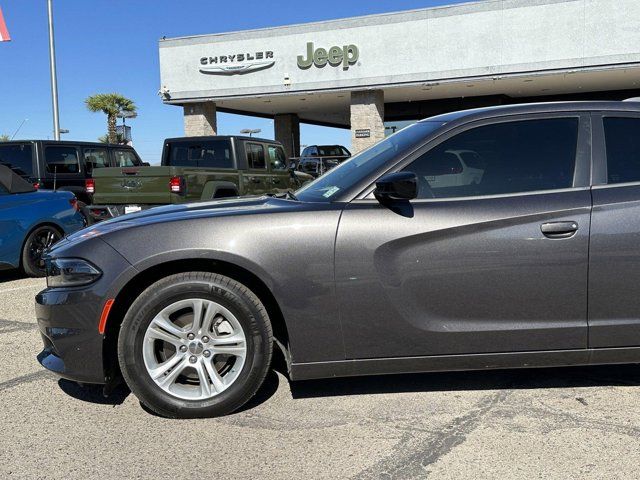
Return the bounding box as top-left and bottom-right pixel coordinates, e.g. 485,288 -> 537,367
104,247 -> 279,308
200,181 -> 239,200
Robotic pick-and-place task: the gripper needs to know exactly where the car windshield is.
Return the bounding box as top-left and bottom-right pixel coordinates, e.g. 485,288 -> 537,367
295,121 -> 445,202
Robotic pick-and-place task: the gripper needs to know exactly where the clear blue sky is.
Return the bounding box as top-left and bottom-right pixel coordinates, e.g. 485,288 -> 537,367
0,0 -> 469,163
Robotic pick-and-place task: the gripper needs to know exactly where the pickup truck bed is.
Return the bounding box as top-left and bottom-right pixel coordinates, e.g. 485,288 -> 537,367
88,136 -> 312,221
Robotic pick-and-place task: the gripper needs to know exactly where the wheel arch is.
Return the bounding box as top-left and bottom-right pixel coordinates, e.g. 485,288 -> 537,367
102,257 -> 291,386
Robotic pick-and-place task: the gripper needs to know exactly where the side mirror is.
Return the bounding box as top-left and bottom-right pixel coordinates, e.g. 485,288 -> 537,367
374,171 -> 417,203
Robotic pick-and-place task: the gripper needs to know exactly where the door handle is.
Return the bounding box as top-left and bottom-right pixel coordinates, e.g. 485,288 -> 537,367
249,177 -> 260,184
541,221 -> 579,239
272,178 -> 281,184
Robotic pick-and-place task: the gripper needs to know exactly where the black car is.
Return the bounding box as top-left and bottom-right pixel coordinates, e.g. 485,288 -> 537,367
297,144 -> 351,177
36,101 -> 640,418
0,140 -> 146,209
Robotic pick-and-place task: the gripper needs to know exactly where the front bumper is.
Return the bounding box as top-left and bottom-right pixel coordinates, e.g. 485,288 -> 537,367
36,288 -> 106,384
35,236 -> 136,385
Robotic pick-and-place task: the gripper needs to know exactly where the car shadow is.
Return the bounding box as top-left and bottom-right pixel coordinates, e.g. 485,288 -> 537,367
0,269 -> 28,284
57,379 -> 130,406
289,364 -> 640,399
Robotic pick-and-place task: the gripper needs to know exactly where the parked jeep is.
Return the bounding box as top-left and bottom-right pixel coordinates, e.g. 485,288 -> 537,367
0,140 -> 146,214
88,136 -> 313,221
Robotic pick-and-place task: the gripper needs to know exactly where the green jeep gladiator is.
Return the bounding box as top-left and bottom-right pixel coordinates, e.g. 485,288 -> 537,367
87,136 -> 312,221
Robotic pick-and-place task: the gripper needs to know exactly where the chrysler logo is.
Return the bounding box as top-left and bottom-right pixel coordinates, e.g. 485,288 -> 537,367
199,51 -> 275,76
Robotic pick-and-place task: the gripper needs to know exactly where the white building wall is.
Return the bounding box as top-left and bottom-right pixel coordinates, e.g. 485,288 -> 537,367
159,0 -> 640,103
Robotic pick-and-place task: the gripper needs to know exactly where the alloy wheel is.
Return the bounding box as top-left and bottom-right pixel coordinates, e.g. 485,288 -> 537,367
142,298 -> 247,401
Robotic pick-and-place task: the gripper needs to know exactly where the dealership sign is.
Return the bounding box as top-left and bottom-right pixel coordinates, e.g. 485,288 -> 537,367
297,42 -> 359,70
199,51 -> 275,75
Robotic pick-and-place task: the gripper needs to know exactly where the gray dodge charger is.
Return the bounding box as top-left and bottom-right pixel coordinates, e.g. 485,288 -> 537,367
36,101 -> 640,417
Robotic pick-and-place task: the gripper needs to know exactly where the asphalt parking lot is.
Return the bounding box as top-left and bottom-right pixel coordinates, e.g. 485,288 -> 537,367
1,272 -> 640,479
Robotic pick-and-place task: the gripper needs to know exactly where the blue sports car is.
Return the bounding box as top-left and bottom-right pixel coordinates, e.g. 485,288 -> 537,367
0,164 -> 85,276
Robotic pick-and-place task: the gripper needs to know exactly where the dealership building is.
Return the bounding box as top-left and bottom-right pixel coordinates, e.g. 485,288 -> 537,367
159,0 -> 640,156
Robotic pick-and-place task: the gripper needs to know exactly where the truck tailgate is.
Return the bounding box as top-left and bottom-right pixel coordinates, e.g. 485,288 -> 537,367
92,166 -> 175,204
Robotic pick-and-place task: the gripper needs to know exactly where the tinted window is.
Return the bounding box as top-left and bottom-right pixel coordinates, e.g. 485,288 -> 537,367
404,118 -> 578,199
0,183 -> 7,195
246,143 -> 266,169
604,117 -> 640,184
318,146 -> 343,157
167,140 -> 232,169
45,146 -> 79,174
0,144 -> 33,177
268,145 -> 287,171
296,121 -> 446,202
83,148 -> 109,172
113,149 -> 141,167
459,151 -> 486,169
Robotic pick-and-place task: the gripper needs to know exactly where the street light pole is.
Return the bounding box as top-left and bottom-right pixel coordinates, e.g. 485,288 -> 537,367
47,0 -> 60,140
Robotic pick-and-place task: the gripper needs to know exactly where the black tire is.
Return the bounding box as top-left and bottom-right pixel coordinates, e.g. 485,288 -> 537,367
21,225 -> 62,277
76,200 -> 91,226
117,272 -> 273,418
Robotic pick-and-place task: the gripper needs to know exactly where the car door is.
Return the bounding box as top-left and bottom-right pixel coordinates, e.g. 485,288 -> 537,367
588,113 -> 640,348
336,114 -> 592,359
41,144 -> 84,193
266,144 -> 290,193
244,142 -> 270,195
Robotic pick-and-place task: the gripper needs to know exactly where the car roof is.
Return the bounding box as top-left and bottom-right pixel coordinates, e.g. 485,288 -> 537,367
164,135 -> 281,144
0,140 -> 135,148
421,100 -> 640,124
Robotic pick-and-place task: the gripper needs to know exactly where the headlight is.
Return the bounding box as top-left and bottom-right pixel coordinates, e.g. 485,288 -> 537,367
46,258 -> 102,288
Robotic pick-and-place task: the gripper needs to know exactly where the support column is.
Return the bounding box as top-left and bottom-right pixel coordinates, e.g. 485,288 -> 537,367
350,90 -> 385,153
274,113 -> 300,160
183,102 -> 217,137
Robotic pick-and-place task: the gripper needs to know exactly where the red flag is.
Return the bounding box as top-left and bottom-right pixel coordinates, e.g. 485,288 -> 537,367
0,7 -> 11,42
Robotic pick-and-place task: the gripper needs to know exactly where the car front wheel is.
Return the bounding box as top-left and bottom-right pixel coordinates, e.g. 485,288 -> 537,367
117,272 -> 273,418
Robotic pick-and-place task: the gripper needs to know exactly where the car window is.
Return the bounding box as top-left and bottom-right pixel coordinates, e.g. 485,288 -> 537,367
341,147 -> 351,157
296,121 -> 446,202
113,149 -> 141,167
246,143 -> 266,169
0,144 -> 33,177
0,183 -> 8,195
186,141 -> 233,168
268,145 -> 287,171
403,118 -> 578,199
603,117 -> 640,184
83,148 -> 110,172
45,146 -> 80,174
318,146 -> 343,157
458,151 -> 486,169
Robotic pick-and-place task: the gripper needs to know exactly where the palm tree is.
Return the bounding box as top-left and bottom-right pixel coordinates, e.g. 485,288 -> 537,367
85,93 -> 136,144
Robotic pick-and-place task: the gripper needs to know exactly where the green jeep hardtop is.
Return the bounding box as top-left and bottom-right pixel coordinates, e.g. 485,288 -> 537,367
88,135 -> 311,220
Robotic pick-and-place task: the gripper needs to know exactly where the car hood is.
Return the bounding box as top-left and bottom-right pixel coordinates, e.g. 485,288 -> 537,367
67,196 -> 300,242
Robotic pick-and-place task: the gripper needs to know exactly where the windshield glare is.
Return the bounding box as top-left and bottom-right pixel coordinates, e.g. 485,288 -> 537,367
295,121 -> 445,202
